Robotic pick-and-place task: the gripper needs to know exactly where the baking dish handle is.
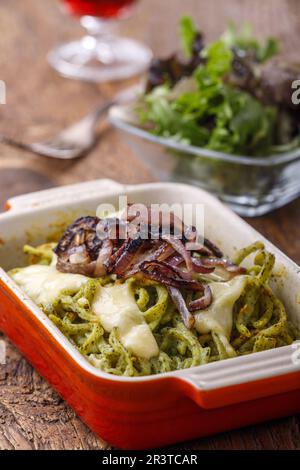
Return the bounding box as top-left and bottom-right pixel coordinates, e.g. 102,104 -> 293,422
5,179 -> 124,212
176,344 -> 300,409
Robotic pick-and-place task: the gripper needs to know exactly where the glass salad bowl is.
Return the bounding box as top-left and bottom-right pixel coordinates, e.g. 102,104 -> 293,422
109,105 -> 300,217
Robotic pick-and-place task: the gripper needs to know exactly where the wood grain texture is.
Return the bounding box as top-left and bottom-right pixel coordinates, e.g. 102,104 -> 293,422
0,0 -> 300,450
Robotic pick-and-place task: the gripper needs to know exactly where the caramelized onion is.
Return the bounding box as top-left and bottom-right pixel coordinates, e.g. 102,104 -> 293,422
190,244 -> 213,256
167,254 -> 184,266
162,234 -> 193,272
168,287 -> 195,329
112,238 -> 144,277
201,257 -> 246,274
188,285 -> 213,311
203,238 -> 223,258
191,257 -> 215,274
139,260 -> 204,291
127,205 -> 197,241
124,241 -> 174,278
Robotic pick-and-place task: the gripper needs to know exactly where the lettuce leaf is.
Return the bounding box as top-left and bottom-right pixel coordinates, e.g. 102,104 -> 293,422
222,22 -> 279,62
179,16 -> 198,58
138,17 -> 280,156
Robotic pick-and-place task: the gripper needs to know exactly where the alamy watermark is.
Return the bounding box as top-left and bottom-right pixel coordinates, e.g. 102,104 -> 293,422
291,341 -> 300,366
0,80 -> 6,104
0,340 -> 6,364
292,80 -> 300,105
95,196 -> 205,248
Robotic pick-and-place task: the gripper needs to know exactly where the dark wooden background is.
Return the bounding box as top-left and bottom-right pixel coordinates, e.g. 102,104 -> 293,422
0,0 -> 300,450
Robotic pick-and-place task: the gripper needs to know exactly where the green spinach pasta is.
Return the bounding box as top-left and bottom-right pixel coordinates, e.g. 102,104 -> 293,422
9,235 -> 300,377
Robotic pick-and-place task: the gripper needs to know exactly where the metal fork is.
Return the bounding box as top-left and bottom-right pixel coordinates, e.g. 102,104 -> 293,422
0,84 -> 141,160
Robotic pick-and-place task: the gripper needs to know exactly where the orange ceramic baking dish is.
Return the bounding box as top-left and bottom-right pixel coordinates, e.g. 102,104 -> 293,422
0,179 -> 300,449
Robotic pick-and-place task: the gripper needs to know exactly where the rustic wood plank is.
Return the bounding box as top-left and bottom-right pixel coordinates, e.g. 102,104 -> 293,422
0,0 -> 299,450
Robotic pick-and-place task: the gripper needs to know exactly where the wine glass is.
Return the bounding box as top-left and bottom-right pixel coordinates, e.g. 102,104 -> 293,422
48,0 -> 152,82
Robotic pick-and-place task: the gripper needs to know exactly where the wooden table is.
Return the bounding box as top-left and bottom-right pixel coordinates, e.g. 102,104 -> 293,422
0,0 -> 299,450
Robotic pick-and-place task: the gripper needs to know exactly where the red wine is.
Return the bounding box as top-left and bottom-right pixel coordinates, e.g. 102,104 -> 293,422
62,0 -> 137,19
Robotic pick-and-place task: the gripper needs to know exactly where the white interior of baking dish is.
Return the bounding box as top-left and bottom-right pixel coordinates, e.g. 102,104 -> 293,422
0,179 -> 299,392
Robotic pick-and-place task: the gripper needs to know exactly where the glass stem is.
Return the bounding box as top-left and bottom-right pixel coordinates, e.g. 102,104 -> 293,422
80,16 -> 117,65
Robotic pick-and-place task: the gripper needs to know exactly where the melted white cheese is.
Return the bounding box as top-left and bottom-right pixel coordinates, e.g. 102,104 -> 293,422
11,264 -> 158,359
11,265 -> 88,306
92,283 -> 159,359
11,260 -> 246,360
194,276 -> 247,355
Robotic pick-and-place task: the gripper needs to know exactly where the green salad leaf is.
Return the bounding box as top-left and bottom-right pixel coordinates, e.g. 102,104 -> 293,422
139,21 -> 277,155
137,17 -> 295,156
222,22 -> 279,62
207,88 -> 276,154
179,15 -> 198,58
202,39 -> 233,77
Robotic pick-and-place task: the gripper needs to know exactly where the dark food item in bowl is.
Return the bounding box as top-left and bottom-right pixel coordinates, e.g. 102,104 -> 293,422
145,18 -> 205,92
140,17 -> 300,156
